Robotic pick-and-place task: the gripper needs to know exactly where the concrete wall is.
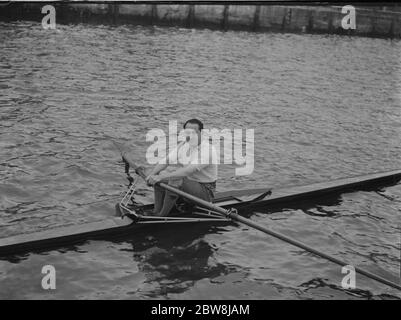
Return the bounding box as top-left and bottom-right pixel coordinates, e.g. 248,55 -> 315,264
0,3 -> 400,39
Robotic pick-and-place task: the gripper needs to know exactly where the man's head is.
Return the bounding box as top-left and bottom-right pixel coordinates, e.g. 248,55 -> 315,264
183,119 -> 203,146
183,119 -> 203,132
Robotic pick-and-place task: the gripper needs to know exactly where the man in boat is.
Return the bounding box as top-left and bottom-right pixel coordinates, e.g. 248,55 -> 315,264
124,119 -> 218,216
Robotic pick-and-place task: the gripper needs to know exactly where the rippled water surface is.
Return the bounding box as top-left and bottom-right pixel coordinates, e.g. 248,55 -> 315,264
0,22 -> 400,299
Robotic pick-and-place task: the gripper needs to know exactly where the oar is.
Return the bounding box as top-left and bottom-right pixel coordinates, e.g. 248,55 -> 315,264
166,183 -> 401,291
124,159 -> 401,291
109,139 -> 134,185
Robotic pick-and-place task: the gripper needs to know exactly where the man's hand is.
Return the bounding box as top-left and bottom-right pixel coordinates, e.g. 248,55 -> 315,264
146,174 -> 168,186
145,175 -> 154,186
146,174 -> 160,186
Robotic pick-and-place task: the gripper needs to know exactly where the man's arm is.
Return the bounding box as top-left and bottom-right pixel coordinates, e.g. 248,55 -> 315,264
157,163 -> 208,181
148,141 -> 186,177
148,163 -> 168,176
156,142 -> 213,181
122,151 -> 168,177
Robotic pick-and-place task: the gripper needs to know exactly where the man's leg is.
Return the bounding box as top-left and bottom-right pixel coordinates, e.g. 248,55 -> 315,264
156,178 -> 182,217
180,178 -> 212,202
153,184 -> 165,215
154,178 -> 212,216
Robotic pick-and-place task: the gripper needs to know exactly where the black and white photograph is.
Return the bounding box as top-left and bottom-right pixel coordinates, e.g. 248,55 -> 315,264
0,0 -> 400,304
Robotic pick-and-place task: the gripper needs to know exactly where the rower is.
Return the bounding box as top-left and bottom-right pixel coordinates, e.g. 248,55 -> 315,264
143,119 -> 218,216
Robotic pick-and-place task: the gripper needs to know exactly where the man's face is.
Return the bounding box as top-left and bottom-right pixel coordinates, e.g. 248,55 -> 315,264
183,123 -> 200,146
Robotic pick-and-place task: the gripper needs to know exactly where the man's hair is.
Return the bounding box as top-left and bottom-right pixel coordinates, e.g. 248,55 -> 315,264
183,118 -> 204,131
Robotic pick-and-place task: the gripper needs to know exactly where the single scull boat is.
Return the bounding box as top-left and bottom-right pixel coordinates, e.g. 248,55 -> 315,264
0,167 -> 400,258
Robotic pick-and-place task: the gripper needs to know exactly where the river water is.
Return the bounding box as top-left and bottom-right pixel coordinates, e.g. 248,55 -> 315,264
0,21 -> 400,299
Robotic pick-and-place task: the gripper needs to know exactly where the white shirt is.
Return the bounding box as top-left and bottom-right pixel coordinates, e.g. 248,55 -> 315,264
164,141 -> 218,183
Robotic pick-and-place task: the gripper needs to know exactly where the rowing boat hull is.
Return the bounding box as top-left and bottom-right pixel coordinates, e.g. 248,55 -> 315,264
0,189 -> 269,256
1,169 -> 400,256
0,214 -> 235,257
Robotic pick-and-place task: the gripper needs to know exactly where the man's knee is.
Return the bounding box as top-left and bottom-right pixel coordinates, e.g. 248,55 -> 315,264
165,190 -> 179,199
167,178 -> 183,188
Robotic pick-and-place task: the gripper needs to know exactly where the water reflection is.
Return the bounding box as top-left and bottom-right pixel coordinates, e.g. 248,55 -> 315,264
299,278 -> 400,300
114,224 -> 232,297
